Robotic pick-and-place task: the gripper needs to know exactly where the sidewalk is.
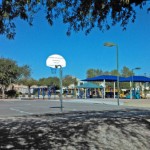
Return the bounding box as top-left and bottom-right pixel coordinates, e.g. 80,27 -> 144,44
123,98 -> 150,108
65,98 -> 150,108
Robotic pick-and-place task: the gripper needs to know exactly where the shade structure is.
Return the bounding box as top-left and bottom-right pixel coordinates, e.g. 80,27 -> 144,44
120,76 -> 150,82
82,75 -> 125,82
76,82 -> 102,89
82,75 -> 126,99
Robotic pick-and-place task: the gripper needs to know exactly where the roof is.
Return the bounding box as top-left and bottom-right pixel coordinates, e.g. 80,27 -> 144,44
76,82 -> 102,88
120,76 -> 150,82
82,75 -> 125,82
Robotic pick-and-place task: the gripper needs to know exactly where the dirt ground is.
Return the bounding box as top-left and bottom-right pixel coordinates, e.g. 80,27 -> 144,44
0,109 -> 150,150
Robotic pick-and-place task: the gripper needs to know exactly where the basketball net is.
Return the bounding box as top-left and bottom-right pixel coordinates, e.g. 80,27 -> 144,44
51,68 -> 57,74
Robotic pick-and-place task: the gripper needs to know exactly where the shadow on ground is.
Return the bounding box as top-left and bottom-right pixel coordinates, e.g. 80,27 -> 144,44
0,108 -> 150,150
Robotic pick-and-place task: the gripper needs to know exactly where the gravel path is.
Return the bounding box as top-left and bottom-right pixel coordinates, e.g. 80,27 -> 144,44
0,109 -> 150,150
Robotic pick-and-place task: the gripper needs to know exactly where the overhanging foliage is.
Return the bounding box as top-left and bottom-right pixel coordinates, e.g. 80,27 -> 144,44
0,0 -> 149,39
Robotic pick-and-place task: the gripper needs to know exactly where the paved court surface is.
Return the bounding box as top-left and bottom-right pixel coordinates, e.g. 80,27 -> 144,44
0,99 -> 122,117
0,98 -> 150,149
0,98 -> 149,117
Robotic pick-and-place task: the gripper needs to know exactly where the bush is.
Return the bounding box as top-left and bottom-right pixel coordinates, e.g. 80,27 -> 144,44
5,90 -> 18,98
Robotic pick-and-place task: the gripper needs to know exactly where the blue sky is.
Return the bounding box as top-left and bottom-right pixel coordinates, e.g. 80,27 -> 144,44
1,6 -> 150,80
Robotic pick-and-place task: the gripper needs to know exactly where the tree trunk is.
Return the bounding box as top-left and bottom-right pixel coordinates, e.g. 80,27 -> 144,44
2,85 -> 5,99
28,86 -> 31,97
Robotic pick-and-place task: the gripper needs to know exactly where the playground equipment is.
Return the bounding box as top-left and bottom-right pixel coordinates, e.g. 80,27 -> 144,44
126,89 -> 141,99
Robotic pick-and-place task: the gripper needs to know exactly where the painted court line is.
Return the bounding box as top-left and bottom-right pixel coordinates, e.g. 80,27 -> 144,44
10,108 -> 33,115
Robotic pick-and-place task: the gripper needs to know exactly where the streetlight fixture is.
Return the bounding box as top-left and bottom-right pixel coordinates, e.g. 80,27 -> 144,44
104,42 -> 119,106
132,67 -> 141,71
131,67 -> 141,99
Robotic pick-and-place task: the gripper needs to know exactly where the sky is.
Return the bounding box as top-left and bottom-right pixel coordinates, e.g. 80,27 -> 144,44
1,5 -> 150,80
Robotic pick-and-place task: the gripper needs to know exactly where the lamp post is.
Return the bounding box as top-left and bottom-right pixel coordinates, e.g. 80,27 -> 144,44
131,67 -> 141,99
144,73 -> 147,95
104,42 -> 119,106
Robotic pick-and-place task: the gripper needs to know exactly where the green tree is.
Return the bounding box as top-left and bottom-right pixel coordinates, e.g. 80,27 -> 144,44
19,65 -> 31,79
38,77 -> 59,88
63,75 -> 78,97
121,66 -> 133,77
37,78 -> 48,86
86,66 -> 135,89
103,71 -> 110,75
120,66 -> 134,89
0,58 -> 30,98
0,0 -> 149,39
86,69 -> 103,78
63,75 -> 78,87
110,69 -> 119,76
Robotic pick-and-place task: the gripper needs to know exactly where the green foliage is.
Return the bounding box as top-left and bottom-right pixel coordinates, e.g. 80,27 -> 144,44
36,75 -> 77,89
0,0 -> 149,39
86,66 -> 135,89
121,66 -> 133,77
0,58 -> 19,86
86,66 -> 135,78
18,78 -> 37,87
110,69 -> 119,76
120,66 -> 134,89
5,90 -> 18,98
63,75 -> 78,87
19,65 -> 31,79
86,69 -> 103,78
38,77 -> 60,88
0,57 -> 31,98
0,58 -> 30,86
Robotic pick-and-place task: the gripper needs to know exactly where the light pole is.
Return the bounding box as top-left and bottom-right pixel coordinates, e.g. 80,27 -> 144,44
131,67 -> 141,99
104,42 -> 119,106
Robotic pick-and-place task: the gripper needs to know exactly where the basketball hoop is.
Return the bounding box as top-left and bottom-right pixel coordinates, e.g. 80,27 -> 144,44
46,54 -> 66,112
51,68 -> 57,74
46,54 -> 66,68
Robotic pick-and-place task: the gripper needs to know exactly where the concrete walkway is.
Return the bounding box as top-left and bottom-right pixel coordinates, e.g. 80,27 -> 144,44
123,98 -> 150,108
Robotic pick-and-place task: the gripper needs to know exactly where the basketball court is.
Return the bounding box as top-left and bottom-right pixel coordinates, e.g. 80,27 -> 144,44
0,98 -> 127,117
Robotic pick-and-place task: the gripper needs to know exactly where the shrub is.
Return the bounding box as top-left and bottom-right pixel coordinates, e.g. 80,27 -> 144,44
5,90 -> 17,98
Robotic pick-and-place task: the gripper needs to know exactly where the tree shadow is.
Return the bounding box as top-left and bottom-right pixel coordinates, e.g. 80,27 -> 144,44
0,108 -> 150,150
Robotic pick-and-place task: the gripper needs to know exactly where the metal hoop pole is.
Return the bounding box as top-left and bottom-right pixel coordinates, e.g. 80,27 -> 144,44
56,65 -> 63,112
59,66 -> 63,112
116,44 -> 120,106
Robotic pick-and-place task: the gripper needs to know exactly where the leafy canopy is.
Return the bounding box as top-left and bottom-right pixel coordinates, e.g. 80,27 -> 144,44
86,66 -> 134,78
38,77 -> 60,88
63,75 -> 78,87
0,57 -> 31,86
86,67 -> 134,89
0,0 -> 149,39
18,78 -> 37,87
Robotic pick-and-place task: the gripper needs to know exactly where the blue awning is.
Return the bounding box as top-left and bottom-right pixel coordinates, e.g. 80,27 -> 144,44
82,75 -> 125,82
120,76 -> 150,82
76,82 -> 103,88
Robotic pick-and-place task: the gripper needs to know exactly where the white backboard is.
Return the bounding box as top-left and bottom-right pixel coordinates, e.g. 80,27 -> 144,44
46,54 -> 66,68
